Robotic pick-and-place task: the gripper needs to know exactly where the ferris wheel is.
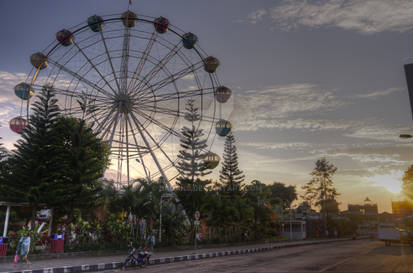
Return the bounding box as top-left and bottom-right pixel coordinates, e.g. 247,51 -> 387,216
11,10 -> 233,188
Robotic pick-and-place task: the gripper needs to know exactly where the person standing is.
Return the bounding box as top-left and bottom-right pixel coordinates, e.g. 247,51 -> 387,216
14,230 -> 31,265
149,233 -> 155,251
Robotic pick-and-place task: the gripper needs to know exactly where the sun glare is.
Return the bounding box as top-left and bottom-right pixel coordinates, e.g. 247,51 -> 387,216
369,172 -> 403,194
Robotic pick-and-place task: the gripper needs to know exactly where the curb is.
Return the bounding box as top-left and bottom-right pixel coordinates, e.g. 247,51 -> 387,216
1,238 -> 361,273
0,250 -> 128,264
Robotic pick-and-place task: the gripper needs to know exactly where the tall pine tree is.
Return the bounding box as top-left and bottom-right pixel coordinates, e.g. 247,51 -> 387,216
176,99 -> 211,188
9,86 -> 62,219
176,99 -> 211,219
219,132 -> 245,197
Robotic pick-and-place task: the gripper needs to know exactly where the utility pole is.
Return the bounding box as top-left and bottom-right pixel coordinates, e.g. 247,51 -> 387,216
289,207 -> 293,240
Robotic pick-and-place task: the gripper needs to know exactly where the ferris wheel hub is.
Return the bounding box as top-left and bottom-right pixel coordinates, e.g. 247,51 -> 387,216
115,93 -> 133,114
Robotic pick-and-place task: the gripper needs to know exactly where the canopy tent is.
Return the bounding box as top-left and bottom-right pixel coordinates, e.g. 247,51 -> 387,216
0,202 -> 48,237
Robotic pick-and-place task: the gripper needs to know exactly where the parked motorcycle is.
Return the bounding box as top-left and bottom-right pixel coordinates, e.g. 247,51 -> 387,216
121,245 -> 151,269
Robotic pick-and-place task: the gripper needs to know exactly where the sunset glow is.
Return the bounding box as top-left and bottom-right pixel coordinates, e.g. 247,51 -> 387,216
369,172 -> 403,194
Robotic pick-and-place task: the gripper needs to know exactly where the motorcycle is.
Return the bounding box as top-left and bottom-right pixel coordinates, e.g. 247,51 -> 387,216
121,245 -> 151,269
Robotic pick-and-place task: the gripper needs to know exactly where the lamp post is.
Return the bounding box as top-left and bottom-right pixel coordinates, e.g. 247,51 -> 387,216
2,205 -> 10,237
289,204 -> 297,240
159,193 -> 174,244
289,209 -> 292,240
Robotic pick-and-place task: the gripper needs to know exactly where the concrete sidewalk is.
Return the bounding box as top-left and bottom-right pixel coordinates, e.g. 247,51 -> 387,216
0,238 -> 360,273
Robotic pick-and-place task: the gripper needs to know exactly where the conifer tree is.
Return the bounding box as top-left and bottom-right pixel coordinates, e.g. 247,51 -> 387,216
176,99 -> 211,219
9,86 -> 62,218
0,138 -> 7,158
176,99 -> 211,188
219,133 -> 245,197
7,87 -> 110,223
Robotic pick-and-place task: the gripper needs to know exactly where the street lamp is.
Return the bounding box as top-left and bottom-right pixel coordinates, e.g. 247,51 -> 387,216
159,193 -> 174,244
289,209 -> 292,240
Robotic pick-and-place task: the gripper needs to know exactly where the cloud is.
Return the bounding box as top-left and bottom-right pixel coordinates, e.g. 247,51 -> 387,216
0,71 -> 27,105
231,83 -> 345,131
248,0 -> 413,34
243,141 -> 312,150
320,143 -> 413,169
0,70 -> 76,126
338,168 -> 373,177
248,9 -> 267,24
0,104 -> 18,127
344,125 -> 409,141
230,82 -> 404,137
0,71 -> 30,129
355,87 -> 402,100
234,117 -> 363,132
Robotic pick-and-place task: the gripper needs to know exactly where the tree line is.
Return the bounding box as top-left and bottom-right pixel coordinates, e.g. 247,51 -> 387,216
0,87 -> 348,250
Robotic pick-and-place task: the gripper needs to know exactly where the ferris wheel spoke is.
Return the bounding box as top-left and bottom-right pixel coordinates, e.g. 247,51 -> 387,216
89,107 -> 114,123
139,87 -> 215,105
129,111 -> 173,191
138,100 -> 216,122
100,31 -> 121,93
73,41 -> 119,95
111,138 -> 148,151
145,107 -> 215,123
150,161 -> 178,178
131,107 -> 182,138
124,115 -> 130,184
131,111 -> 182,178
65,97 -> 109,111
107,106 -> 121,149
99,106 -> 119,140
61,103 -> 104,116
138,104 -> 180,117
94,105 -> 117,134
31,84 -> 109,103
48,58 -> 114,99
131,42 -> 183,94
127,31 -> 157,92
120,26 -> 131,94
116,115 -> 125,183
125,114 -> 151,182
131,61 -> 203,99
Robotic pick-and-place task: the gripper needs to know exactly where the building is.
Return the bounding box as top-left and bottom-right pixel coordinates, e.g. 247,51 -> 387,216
280,220 -> 306,240
341,198 -> 378,235
342,198 -> 378,218
279,202 -> 321,239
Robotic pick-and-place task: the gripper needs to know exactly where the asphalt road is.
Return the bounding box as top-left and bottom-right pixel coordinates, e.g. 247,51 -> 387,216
125,240 -> 413,272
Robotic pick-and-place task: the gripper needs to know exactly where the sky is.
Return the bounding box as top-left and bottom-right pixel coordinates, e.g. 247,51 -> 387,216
1,0 -> 413,212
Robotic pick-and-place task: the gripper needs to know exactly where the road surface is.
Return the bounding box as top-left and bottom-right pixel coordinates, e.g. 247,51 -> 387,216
125,240 -> 413,272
